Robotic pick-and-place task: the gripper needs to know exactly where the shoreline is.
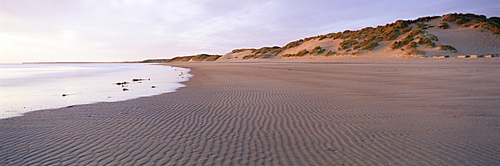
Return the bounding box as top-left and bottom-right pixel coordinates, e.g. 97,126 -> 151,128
0,63 -> 191,120
1,58 -> 499,165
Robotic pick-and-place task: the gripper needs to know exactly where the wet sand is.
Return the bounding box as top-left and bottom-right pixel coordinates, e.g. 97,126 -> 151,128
1,58 -> 499,165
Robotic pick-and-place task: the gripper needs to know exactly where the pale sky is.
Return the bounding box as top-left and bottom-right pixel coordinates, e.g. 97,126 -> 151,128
1,0 -> 499,63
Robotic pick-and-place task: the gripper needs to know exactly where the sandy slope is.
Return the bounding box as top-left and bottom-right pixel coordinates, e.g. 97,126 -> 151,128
1,58 -> 499,165
217,17 -> 500,61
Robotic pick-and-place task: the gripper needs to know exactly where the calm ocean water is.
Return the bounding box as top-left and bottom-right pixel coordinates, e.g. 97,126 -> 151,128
0,63 -> 191,119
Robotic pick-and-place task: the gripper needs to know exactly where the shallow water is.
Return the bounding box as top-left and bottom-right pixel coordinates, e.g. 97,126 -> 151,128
0,63 -> 191,119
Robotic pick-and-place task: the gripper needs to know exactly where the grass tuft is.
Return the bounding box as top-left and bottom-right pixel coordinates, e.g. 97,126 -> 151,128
438,22 -> 450,29
438,45 -> 458,53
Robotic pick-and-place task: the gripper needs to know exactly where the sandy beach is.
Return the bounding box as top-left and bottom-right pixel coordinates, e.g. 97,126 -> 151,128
1,58 -> 499,165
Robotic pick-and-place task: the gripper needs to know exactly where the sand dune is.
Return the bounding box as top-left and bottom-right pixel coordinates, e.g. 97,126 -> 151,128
1,58 -> 499,165
217,14 -> 500,61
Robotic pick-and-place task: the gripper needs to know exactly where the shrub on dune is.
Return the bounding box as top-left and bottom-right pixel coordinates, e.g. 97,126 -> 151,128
296,49 -> 310,56
323,50 -> 337,56
438,22 -> 450,29
438,45 -> 458,53
338,39 -> 358,50
442,13 -> 500,34
311,46 -> 326,55
406,42 -> 418,49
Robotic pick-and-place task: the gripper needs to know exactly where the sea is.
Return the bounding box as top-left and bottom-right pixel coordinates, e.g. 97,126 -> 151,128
0,63 -> 191,119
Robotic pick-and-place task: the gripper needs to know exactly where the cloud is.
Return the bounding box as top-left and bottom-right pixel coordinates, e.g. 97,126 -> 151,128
0,0 -> 499,62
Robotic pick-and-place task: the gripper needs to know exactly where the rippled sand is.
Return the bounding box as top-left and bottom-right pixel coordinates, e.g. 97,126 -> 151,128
1,58 -> 499,165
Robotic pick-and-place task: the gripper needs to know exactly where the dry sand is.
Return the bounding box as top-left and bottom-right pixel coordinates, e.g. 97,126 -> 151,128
1,58 -> 499,165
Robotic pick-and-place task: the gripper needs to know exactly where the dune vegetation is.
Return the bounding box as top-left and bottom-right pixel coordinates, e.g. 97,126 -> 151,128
442,13 -> 500,34
232,13 -> 498,60
145,13 -> 499,62
141,54 -> 221,63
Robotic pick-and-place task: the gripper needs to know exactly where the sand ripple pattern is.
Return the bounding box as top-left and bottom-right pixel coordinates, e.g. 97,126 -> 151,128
1,59 -> 499,165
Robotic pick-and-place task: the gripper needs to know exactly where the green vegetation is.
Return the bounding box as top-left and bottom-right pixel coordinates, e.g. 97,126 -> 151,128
281,49 -> 310,58
314,18 -> 420,53
426,34 -> 438,41
442,13 -> 500,34
323,50 -> 337,56
438,22 -> 450,29
417,23 -> 434,29
218,13 -> 495,59
242,54 -> 272,59
146,54 -> 221,63
354,39 -> 379,51
234,46 -> 282,59
166,56 -> 192,62
297,49 -> 310,56
407,42 -> 418,49
190,54 -> 221,61
416,34 -> 438,47
417,37 -> 435,47
306,18 -> 420,56
281,39 -> 304,49
231,49 -> 250,53
140,59 -> 169,63
298,14 -> 495,55
252,46 -> 281,54
310,46 -> 326,55
438,45 -> 458,53
477,22 -> 500,34
338,39 -> 359,50
412,16 -> 441,23
259,14 -> 477,57
389,28 -> 439,49
390,29 -> 425,49
231,46 -> 281,55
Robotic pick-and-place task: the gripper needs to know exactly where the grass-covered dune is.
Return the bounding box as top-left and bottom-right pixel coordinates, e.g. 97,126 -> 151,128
217,13 -> 500,60
143,13 -> 500,62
